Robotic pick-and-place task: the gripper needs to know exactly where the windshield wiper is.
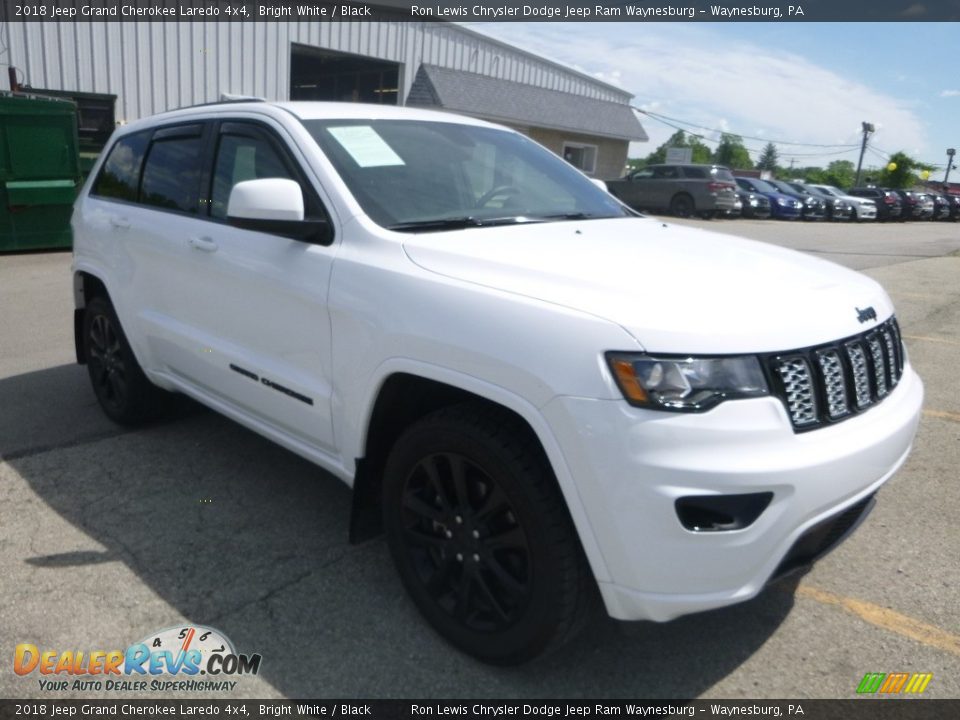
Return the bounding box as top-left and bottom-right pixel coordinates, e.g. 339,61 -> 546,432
532,212 -> 595,221
387,216 -> 535,232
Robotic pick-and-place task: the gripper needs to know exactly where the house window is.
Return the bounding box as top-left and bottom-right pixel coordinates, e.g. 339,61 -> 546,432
562,142 -> 598,175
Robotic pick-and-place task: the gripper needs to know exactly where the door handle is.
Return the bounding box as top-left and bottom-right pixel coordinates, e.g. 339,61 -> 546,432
109,216 -> 130,229
188,236 -> 219,253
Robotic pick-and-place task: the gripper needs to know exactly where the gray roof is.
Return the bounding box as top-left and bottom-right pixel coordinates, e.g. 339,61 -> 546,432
406,65 -> 648,142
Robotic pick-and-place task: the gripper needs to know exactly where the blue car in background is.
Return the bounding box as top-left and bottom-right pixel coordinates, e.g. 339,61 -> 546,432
735,177 -> 804,219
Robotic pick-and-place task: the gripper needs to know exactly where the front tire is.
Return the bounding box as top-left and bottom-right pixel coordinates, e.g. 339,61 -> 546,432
382,404 -> 594,664
83,296 -> 164,425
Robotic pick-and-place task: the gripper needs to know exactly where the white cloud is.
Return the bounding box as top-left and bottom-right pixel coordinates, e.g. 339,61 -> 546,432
470,23 -> 929,167
940,89 -> 960,98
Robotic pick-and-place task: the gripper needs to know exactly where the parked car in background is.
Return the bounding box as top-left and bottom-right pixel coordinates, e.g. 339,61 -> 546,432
810,184 -> 877,222
605,163 -> 738,218
847,187 -> 903,222
724,193 -> 744,218
765,179 -> 827,221
944,194 -> 960,221
784,181 -> 854,222
735,189 -> 772,219
889,189 -> 925,220
734,177 -> 803,219
911,192 -> 935,220
929,193 -> 953,220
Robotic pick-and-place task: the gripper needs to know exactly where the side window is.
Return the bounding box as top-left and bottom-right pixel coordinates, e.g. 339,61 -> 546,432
210,132 -> 295,220
140,134 -> 204,213
630,169 -> 654,180
653,166 -> 678,179
91,131 -> 151,202
681,167 -> 707,179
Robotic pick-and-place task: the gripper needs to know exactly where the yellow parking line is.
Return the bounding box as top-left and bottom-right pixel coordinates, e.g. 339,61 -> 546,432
923,409 -> 960,423
796,584 -> 960,658
903,334 -> 960,346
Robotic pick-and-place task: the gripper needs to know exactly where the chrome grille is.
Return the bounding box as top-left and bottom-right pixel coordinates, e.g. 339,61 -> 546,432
775,357 -> 817,426
817,350 -> 849,418
845,342 -> 872,409
769,317 -> 904,432
881,328 -> 899,387
867,335 -> 888,397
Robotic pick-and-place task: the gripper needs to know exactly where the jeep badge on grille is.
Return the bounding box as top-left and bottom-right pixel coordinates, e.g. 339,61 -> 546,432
856,306 -> 877,324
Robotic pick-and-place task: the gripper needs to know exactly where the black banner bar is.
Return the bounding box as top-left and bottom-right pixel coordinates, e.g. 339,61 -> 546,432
2,0 -> 960,22
1,700 -> 959,720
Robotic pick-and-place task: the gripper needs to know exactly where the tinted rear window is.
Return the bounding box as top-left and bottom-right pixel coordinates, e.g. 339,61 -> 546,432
140,137 -> 204,213
711,167 -> 735,182
92,131 -> 151,202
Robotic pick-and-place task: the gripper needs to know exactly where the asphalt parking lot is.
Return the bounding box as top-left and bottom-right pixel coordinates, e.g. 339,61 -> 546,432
1,219 -> 959,700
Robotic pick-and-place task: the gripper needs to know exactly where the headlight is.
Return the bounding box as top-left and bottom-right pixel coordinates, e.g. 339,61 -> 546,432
605,353 -> 769,412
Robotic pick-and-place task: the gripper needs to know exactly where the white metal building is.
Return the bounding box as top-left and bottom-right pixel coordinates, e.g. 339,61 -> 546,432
0,20 -> 646,177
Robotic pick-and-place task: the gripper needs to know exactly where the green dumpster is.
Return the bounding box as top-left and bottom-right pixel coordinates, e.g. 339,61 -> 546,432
1,92 -> 81,252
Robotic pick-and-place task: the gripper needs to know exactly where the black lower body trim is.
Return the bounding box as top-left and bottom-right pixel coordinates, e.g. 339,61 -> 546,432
769,493 -> 876,584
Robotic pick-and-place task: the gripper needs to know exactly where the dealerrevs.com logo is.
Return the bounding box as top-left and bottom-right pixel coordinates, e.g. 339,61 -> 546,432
14,625 -> 262,693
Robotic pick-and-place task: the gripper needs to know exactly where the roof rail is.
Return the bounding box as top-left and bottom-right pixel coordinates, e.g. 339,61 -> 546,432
172,96 -> 268,112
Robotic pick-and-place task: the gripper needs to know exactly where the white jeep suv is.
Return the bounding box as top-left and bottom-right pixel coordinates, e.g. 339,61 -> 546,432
72,101 -> 923,664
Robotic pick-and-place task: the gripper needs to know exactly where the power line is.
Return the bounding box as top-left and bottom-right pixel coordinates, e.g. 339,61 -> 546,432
633,106 -> 860,149
636,111 -> 860,161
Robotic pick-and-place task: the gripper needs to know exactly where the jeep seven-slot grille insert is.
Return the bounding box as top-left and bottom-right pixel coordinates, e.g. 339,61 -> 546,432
769,318 -> 904,431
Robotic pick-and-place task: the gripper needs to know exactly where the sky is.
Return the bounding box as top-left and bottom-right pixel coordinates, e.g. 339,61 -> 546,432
468,22 -> 959,181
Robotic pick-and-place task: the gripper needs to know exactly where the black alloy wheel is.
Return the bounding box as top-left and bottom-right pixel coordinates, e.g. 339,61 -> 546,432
382,404 -> 595,664
399,451 -> 531,633
83,296 -> 163,425
87,309 -> 128,415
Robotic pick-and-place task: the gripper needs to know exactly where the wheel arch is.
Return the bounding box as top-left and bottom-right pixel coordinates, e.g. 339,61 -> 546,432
348,368 -> 611,584
72,269 -> 111,365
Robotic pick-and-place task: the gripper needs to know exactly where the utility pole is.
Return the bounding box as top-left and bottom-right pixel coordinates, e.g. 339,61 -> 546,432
854,122 -> 874,187
945,148 -> 956,187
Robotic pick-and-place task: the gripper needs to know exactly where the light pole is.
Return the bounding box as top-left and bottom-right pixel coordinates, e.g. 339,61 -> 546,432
945,148 -> 956,187
854,122 -> 874,187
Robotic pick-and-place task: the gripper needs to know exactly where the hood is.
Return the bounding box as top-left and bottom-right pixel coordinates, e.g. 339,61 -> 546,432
401,217 -> 893,354
761,191 -> 802,205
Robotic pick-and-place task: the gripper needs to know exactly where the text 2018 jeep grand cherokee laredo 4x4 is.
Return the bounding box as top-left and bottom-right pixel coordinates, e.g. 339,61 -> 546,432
72,101 -> 923,664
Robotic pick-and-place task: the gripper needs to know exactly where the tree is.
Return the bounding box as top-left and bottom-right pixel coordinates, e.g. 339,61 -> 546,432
713,134 -> 753,170
822,160 -> 856,189
757,143 -> 779,171
877,151 -> 934,189
642,130 -> 713,165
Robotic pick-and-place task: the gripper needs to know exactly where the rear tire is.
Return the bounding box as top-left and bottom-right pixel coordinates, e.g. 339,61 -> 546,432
670,193 -> 695,218
382,404 -> 595,665
83,296 -> 165,425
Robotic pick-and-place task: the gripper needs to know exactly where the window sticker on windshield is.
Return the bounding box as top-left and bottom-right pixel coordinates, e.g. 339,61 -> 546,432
327,126 -> 405,168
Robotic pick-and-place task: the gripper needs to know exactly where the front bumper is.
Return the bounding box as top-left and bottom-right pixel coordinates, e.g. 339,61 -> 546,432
542,364 -> 923,621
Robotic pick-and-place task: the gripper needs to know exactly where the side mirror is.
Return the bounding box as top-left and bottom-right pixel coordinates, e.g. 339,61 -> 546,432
590,178 -> 609,192
227,178 -> 331,245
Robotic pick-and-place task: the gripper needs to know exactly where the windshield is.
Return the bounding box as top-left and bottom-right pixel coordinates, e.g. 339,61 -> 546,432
301,119 -> 631,230
767,180 -> 796,194
747,178 -> 780,193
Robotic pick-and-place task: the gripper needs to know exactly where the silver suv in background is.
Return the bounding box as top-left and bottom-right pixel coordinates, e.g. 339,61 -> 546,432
810,184 -> 878,222
605,163 -> 738,218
